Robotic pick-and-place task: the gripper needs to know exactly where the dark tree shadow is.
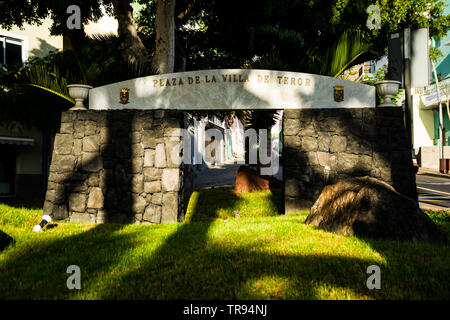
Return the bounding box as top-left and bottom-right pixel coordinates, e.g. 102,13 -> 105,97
0,197 -> 448,299
0,109 -> 138,298
48,110 -> 135,225
0,229 -> 14,252
0,224 -> 139,299
92,191 -> 449,300
284,107 -> 418,212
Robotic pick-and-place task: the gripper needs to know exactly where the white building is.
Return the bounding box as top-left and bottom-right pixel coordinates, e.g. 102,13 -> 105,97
0,12 -> 119,200
187,114 -> 245,169
412,79 -> 450,169
0,19 -> 63,199
186,111 -> 283,175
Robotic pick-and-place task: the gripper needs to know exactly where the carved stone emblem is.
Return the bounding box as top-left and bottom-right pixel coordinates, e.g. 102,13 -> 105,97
120,88 -> 130,104
333,86 -> 344,102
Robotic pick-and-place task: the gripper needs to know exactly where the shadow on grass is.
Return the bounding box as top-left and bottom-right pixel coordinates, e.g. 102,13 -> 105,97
111,206 -> 449,299
0,190 -> 449,299
96,221 -> 381,299
0,198 -> 44,210
0,229 -> 14,252
113,210 -> 449,299
111,188 -> 446,299
0,223 -> 132,299
108,182 -> 450,299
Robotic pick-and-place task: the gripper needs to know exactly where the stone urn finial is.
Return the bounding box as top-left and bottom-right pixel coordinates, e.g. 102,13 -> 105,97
374,80 -> 401,107
67,84 -> 93,110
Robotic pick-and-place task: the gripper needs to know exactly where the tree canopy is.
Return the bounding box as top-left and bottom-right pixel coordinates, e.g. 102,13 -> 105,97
1,0 -> 449,130
134,0 -> 450,72
1,0 -> 449,72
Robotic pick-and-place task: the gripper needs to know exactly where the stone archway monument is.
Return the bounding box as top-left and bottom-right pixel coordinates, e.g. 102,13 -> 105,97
44,69 -> 416,224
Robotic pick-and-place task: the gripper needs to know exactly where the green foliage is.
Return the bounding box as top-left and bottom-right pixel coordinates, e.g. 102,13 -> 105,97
321,30 -> 373,77
425,209 -> 450,222
2,0 -> 449,131
0,63 -> 72,132
19,64 -> 74,104
1,33 -> 157,131
376,0 -> 450,41
430,46 -> 444,63
24,33 -> 145,87
361,66 -> 387,85
2,0 -> 449,69
246,25 -> 373,81
247,25 -> 314,72
361,66 -> 404,105
134,0 -> 450,73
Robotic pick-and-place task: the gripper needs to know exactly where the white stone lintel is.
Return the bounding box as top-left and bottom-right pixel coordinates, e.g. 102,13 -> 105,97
89,69 -> 376,110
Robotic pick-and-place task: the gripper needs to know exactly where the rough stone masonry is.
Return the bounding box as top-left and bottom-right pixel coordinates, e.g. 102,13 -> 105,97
45,106 -> 416,224
44,110 -> 192,224
283,107 -> 417,212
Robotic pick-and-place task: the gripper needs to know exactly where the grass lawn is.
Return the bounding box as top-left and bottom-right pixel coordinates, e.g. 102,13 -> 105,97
0,188 -> 449,300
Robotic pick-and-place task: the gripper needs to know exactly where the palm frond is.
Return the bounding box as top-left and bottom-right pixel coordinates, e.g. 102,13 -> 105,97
250,25 -> 305,49
29,84 -> 74,103
22,64 -> 74,103
13,33 -> 157,105
242,110 -> 280,130
321,30 -> 372,78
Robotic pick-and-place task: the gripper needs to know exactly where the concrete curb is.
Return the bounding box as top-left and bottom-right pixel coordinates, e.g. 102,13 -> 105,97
419,202 -> 448,211
417,170 -> 450,180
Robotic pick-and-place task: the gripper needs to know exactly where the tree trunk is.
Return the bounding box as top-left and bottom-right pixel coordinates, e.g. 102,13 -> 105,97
112,0 -> 149,65
154,0 -> 176,73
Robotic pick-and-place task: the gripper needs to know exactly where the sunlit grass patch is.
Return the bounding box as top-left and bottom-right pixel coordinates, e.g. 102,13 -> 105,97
184,187 -> 282,222
0,203 -> 42,228
0,196 -> 449,300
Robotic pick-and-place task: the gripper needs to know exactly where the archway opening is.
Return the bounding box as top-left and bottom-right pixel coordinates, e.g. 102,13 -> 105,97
182,110 -> 284,222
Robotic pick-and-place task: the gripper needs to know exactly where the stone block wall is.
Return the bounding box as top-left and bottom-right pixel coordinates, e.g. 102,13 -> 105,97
283,107 -> 417,212
45,107 -> 417,222
44,110 -> 186,224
